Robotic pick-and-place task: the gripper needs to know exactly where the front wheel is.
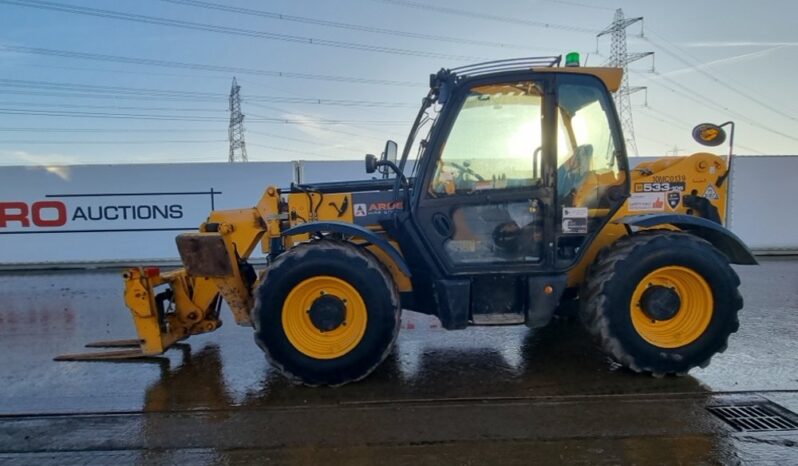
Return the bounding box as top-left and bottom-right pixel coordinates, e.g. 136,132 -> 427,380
581,231 -> 742,375
252,240 -> 401,386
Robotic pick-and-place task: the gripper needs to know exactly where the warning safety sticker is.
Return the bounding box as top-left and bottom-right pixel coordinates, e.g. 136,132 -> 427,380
562,206 -> 588,234
703,184 -> 720,200
628,192 -> 665,211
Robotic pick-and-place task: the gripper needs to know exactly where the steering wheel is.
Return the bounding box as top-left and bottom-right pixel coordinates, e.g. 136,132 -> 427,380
445,161 -> 485,182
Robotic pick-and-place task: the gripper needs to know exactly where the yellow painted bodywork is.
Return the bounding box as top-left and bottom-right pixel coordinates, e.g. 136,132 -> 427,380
566,152 -> 730,287
629,265 -> 714,348
123,267 -> 221,355
120,183 -> 411,356
282,275 -> 368,359
285,191 -> 353,244
365,241 -> 413,293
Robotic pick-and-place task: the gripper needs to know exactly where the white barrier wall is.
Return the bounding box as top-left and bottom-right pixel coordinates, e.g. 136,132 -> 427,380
0,156 -> 795,266
727,156 -> 797,252
0,162 -> 296,265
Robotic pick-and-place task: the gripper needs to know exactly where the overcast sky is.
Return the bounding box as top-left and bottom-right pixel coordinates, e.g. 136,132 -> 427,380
0,0 -> 796,165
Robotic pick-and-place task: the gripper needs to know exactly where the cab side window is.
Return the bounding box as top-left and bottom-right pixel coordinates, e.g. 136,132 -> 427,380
556,79 -> 624,208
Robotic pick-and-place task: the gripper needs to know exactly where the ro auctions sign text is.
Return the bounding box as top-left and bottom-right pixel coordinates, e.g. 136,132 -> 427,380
0,189 -> 220,234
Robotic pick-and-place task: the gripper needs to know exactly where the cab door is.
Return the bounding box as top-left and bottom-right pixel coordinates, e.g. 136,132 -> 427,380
412,76 -> 555,276
553,74 -> 629,268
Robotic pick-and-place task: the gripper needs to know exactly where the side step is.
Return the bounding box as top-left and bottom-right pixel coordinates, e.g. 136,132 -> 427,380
471,313 -> 525,325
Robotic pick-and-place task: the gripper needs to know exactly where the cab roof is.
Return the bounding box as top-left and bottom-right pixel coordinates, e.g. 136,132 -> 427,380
441,56 -> 623,93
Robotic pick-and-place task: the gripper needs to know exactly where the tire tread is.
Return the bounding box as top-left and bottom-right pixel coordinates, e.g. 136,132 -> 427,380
580,231 -> 742,374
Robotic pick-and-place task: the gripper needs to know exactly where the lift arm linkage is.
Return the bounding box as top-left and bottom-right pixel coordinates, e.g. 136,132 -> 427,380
57,187 -> 282,360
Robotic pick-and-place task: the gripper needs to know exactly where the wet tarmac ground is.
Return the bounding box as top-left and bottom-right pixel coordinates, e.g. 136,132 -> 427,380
0,257 -> 797,464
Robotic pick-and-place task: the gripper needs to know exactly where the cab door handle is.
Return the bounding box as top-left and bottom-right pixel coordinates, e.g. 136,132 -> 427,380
432,213 -> 453,238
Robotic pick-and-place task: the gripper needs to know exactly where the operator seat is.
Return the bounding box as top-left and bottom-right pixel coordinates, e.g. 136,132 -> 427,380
557,144 -> 593,205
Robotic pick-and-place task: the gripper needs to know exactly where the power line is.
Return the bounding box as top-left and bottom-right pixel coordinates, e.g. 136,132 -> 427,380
566,7 -> 798,147
0,101 -> 226,112
17,61 -> 234,81
246,112 -> 405,125
248,110 -> 389,143
0,139 -> 226,144
0,127 -> 222,133
0,92 -> 415,108
542,0 -> 613,11
247,129 -> 367,152
247,142 -> 359,160
635,105 -> 764,155
0,108 -> 224,121
0,45 -> 424,87
641,71 -> 798,144
0,89 -> 219,102
160,0 -> 536,51
635,134 -> 673,150
245,99 -> 413,109
1,0 -> 486,62
375,0 -> 598,35
642,29 -> 798,123
0,156 -> 231,166
0,108 -> 408,125
0,83 -> 416,107
0,78 -> 412,145
0,78 -> 222,98
0,127 -> 386,147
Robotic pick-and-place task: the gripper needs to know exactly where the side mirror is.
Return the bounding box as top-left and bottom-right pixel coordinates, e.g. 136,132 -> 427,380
383,140 -> 398,165
692,123 -> 727,147
365,153 -> 378,174
379,140 -> 398,177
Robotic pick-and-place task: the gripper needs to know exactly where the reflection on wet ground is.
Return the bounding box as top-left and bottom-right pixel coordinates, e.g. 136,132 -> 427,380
0,258 -> 797,464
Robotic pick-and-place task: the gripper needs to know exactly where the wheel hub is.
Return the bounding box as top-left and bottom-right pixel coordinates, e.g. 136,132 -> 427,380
307,294 -> 346,332
639,285 -> 681,321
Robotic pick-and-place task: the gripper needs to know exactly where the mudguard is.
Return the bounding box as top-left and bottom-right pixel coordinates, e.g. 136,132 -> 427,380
282,221 -> 412,276
614,213 -> 758,265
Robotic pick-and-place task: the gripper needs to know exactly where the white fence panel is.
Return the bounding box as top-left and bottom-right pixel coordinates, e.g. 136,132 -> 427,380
728,156 -> 797,252
0,162 -> 294,265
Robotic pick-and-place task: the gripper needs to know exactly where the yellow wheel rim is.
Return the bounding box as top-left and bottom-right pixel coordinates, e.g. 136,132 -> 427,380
282,275 -> 367,359
630,266 -> 713,349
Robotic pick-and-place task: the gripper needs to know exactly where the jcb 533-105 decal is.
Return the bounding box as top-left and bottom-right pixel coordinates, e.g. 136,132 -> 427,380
634,182 -> 686,193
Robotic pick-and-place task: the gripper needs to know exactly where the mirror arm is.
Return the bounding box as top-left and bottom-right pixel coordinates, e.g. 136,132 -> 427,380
377,160 -> 408,188
377,160 -> 410,208
714,120 -> 735,188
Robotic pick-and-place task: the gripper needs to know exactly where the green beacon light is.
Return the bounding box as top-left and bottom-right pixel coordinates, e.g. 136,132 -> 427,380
565,51 -> 580,67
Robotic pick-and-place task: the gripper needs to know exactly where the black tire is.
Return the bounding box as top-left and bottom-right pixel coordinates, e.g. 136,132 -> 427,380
553,288 -> 580,320
252,240 -> 400,386
581,231 -> 742,375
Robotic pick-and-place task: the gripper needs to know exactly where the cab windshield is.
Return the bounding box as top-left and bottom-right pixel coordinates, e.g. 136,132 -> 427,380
429,82 -> 544,196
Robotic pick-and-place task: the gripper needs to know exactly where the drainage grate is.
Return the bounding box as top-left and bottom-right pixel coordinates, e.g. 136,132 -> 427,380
708,401 -> 798,432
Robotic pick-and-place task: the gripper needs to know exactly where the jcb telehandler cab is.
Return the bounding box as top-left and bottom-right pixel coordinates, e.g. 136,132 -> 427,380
59,56 -> 756,386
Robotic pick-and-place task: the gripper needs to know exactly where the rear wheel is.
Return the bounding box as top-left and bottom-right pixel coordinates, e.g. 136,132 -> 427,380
581,231 -> 742,375
252,240 -> 400,386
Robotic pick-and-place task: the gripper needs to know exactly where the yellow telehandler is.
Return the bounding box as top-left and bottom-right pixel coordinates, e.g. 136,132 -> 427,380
58,55 -> 756,386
